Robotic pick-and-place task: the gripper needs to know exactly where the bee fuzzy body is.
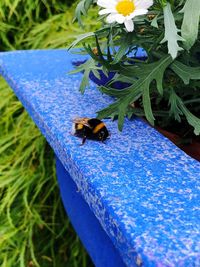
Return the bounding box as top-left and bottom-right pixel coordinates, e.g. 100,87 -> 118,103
72,118 -> 109,145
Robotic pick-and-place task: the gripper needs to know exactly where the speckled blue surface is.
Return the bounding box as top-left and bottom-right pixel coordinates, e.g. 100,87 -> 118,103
0,49 -> 199,267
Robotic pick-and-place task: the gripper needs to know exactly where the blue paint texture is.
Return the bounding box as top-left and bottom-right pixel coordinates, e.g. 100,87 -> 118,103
0,49 -> 199,267
56,155 -> 127,267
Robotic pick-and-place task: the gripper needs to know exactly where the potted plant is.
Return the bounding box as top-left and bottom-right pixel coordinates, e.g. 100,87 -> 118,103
70,0 -> 200,161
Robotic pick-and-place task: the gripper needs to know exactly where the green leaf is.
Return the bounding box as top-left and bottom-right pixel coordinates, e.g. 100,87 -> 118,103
111,34 -> 133,64
180,0 -> 200,50
70,58 -> 101,73
74,0 -> 94,27
97,100 -> 122,120
183,108 -> 200,135
69,58 -> 101,93
83,42 -> 107,66
68,32 -> 94,50
168,88 -> 183,122
98,55 -> 172,129
94,34 -> 104,60
99,85 -> 130,97
171,90 -> 200,135
118,103 -> 127,131
91,69 -> 101,80
170,60 -> 200,85
79,69 -> 90,93
161,2 -> 184,59
122,55 -> 173,95
142,86 -> 155,125
151,15 -> 159,28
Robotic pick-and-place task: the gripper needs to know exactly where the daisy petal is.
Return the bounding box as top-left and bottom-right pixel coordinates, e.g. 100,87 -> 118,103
99,8 -> 117,15
97,0 -> 153,32
106,13 -> 118,23
124,19 -> 134,32
114,14 -> 125,24
97,0 -> 117,9
128,9 -> 148,19
135,0 -> 153,9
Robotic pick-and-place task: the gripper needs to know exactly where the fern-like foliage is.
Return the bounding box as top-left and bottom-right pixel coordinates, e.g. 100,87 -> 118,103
71,0 -> 200,136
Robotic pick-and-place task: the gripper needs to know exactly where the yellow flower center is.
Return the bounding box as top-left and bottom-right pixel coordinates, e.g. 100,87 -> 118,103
116,0 -> 135,16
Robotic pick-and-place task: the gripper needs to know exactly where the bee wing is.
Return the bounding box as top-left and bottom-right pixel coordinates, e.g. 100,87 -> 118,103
73,117 -> 92,128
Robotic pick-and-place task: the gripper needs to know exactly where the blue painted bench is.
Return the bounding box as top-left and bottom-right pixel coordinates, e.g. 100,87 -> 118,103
0,49 -> 199,267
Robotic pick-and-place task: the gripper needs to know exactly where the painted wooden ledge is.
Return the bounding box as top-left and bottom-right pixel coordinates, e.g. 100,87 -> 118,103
0,49 -> 199,267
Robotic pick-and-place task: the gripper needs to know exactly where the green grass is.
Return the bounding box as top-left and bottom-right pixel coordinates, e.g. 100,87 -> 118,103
0,0 -> 99,50
0,79 -> 94,267
0,1 -> 99,266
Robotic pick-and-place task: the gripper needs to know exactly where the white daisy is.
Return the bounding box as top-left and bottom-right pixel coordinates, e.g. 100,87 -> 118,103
97,0 -> 153,32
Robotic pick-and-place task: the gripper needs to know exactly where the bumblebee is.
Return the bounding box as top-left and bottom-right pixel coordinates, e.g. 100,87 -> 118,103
72,117 -> 109,145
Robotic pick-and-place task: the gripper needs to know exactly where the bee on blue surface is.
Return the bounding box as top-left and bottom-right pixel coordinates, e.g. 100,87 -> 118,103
72,117 -> 109,145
